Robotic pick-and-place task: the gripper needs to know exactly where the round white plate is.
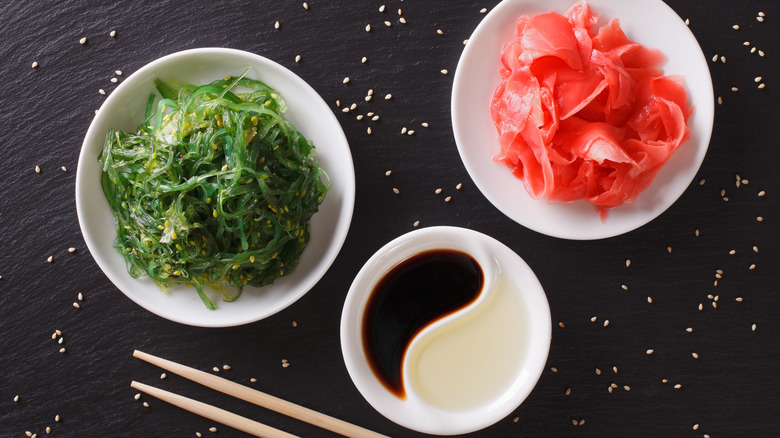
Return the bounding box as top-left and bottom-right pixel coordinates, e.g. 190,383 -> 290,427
76,48 -> 355,327
341,227 -> 551,435
452,0 -> 713,240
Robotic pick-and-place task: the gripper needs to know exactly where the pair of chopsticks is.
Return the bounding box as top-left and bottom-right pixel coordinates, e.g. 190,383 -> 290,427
132,350 -> 388,438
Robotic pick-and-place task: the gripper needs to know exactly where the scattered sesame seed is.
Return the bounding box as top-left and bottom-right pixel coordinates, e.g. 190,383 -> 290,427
463,39 -> 469,45
571,419 -> 578,426
751,47 -> 757,53
407,130 -> 415,135
197,433 -> 202,438
79,37 -> 87,45
694,424 -> 699,430
757,216 -> 764,222
623,386 -> 630,391
456,183 -> 462,190
349,103 -> 357,110
274,21 -> 280,29
295,55 -> 301,63
302,2 -> 308,10
603,320 -> 610,327
625,259 -> 631,267
721,56 -> 726,63
759,50 -> 765,57
115,70 -> 122,76
733,24 -> 740,30
378,4 -> 385,12
758,83 -> 766,89
729,249 -> 736,255
134,393 -> 141,400
608,386 -> 613,393
367,127 -> 372,135
444,196 -> 452,202
711,54 -> 718,62
213,367 -> 219,372
46,427 -> 51,434
698,303 -> 703,311
684,18 -> 690,25
413,220 -> 420,227
687,327 -> 694,332
621,284 -> 628,291
110,30 -> 117,37
435,188 -> 442,194
72,302 -> 80,309
758,190 -> 765,196
441,69 -> 448,74
717,96 -> 722,105
591,316 -> 597,322
59,347 -> 66,353
399,17 -> 407,24
611,383 -> 618,388
551,367 -> 558,372
385,170 -> 392,176
744,41 -> 750,46
35,165 -> 41,173
143,401 -> 150,408
343,77 -> 350,84
401,127 -> 407,134
371,115 -> 379,121
558,322 -> 565,328
480,8 -> 487,13
513,416 -> 519,423
31,61 -> 38,68
384,93 -> 392,100
596,368 -> 601,375
282,362 -> 290,368
437,29 -> 444,35
14,395 -> 19,402
397,8 -> 402,15
749,264 -> 756,270
647,297 -> 653,303
356,114 -> 364,120
366,24 -> 372,32
757,16 -> 764,22
674,384 -> 682,389
55,415 -> 60,422
647,349 -> 654,355
421,122 -> 429,128
752,323 -> 757,331
667,246 -> 672,253
692,352 -> 699,359
613,366 -> 618,374
393,188 -> 400,195
58,337 -> 63,345
47,255 -> 53,263
223,364 -> 231,370
731,87 -> 739,92
250,378 -> 257,383
384,21 -> 391,27
78,292 -> 83,301
341,108 -> 350,113
209,427 -> 217,432
759,11 -> 766,17
110,77 -> 117,83
160,373 -> 167,379
99,89 -> 106,95
695,229 -> 700,236
25,432 -> 32,437
361,56 -> 368,63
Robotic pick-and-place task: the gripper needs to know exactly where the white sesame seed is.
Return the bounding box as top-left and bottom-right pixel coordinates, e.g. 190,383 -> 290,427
623,386 -> 630,391
591,316 -> 597,322
341,107 -> 349,113
61,166 -> 67,172
47,255 -> 53,263
421,122 -> 429,128
72,302 -> 80,309
110,77 -> 118,83
480,8 -> 487,13
55,415 -> 60,422
213,367 -> 219,372
343,77 -> 350,84
647,297 -> 653,303
759,11 -> 766,17
134,393 -> 141,400
456,183 -> 462,190
755,76 -> 763,82
551,367 -> 557,372
435,188 -> 442,194
401,127 -> 407,134
603,319 -> 609,327
99,88 -> 106,95
463,39 -> 469,45
58,337 -> 63,345
197,433 -> 202,438
757,216 -> 764,222
59,347 -> 66,353
78,292 -> 83,301
720,56 -> 726,63
686,327 -> 693,332
595,368 -> 601,375
110,30 -> 117,37
667,246 -> 672,253
366,24 -> 372,32
712,301 -> 717,309
621,284 -> 628,291
384,20 -> 391,27
160,373 -> 166,379
558,322 -> 565,328
25,432 -> 32,437
282,362 -> 290,368
407,130 -> 414,135
674,384 -> 682,389
361,56 -> 367,63
31,61 -> 38,68
250,378 -> 257,383
733,24 -> 739,30
367,127 -> 372,135
757,16 -> 764,22
698,303 -> 703,311
732,86 -> 739,91
749,264 -> 756,270
694,424 -> 699,430
436,29 -> 444,35
371,115 -> 379,121
736,297 -> 743,302
758,83 -> 766,89
692,352 -> 699,359
115,70 -> 122,76
378,4 -> 385,12
393,188 -> 399,195
364,95 -> 372,102
356,114 -> 364,120
744,41 -> 751,46
79,37 -> 87,45
399,17 -> 407,24
384,93 -> 392,100
350,103 -> 357,110
413,220 -> 420,227
35,165 -> 41,173
385,170 -> 392,176
13,395 -> 19,402
367,89 -> 374,95
397,8 -> 402,15
274,21 -> 280,29
441,69 -> 448,74
717,96 -> 722,105
295,55 -> 301,63
444,196 -> 452,202
711,54 -> 718,62
613,366 -> 618,374
302,2 -> 308,9
209,427 -> 217,433
685,18 -> 690,25
752,323 -> 757,331
647,349 -> 654,355
759,50 -> 765,57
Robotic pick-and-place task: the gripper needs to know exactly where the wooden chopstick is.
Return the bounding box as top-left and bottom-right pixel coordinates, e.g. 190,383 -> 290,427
133,350 -> 389,438
131,380 -> 298,438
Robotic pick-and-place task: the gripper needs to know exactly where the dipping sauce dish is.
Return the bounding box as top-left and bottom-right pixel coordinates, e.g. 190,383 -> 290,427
340,226 -> 551,435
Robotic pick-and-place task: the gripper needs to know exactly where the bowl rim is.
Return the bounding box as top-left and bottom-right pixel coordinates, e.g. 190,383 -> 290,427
76,47 -> 355,327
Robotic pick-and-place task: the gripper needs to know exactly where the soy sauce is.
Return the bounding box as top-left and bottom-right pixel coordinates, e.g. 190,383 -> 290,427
361,249 -> 483,398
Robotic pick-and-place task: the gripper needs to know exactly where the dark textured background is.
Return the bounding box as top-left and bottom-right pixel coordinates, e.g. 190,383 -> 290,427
1,1 -> 777,437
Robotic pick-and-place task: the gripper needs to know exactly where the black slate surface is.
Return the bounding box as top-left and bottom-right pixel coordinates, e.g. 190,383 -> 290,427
1,1 -> 778,437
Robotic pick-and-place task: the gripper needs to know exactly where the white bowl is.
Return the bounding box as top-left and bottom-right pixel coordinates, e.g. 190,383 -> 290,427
452,0 -> 714,240
76,48 -> 355,327
340,227 -> 551,435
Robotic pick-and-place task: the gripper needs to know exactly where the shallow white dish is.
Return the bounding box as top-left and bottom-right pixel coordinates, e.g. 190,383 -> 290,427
340,227 -> 551,435
452,0 -> 714,240
76,48 -> 355,327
